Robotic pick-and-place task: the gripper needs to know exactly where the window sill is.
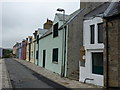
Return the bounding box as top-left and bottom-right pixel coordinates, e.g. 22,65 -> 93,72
52,61 -> 58,64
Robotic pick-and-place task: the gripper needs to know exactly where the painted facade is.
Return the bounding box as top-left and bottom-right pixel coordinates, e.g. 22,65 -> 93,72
21,39 -> 27,60
18,43 -> 22,59
26,36 -> 32,62
26,37 -> 29,61
26,36 -> 35,63
38,11 -> 84,79
13,42 -> 19,58
79,2 -> 111,86
34,28 -> 48,65
30,36 -> 34,63
0,48 -> 2,58
38,14 -> 65,75
80,17 -> 104,86
33,32 -> 37,64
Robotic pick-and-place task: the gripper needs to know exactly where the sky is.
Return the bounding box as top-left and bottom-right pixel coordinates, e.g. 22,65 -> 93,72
0,0 -> 80,48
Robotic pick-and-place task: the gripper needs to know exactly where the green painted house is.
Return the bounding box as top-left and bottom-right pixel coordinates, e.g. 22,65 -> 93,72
38,9 -> 83,80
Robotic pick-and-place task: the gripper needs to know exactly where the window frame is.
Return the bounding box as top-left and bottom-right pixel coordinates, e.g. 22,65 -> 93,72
90,24 -> 95,44
53,23 -> 59,38
91,52 -> 103,75
52,48 -> 58,63
97,23 -> 103,43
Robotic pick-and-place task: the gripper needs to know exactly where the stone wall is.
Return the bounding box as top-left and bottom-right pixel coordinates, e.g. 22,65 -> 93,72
103,17 -> 120,87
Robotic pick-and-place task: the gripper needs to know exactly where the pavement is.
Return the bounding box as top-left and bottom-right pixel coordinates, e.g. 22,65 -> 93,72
14,58 -> 102,88
0,58 -> 12,89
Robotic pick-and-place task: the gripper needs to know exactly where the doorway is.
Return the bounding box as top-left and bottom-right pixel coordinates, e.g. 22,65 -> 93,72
43,50 -> 46,68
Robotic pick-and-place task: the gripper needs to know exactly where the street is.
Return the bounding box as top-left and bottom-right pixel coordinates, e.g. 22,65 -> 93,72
4,58 -> 68,89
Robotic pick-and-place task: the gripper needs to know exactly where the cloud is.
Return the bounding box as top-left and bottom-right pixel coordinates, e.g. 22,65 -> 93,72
2,1 -> 79,48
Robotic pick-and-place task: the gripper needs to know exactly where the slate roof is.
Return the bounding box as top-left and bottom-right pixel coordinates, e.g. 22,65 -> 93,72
57,9 -> 84,30
84,1 -> 120,19
84,2 -> 111,18
62,9 -> 84,27
56,13 -> 70,22
40,9 -> 83,39
40,28 -> 52,39
104,2 -> 120,17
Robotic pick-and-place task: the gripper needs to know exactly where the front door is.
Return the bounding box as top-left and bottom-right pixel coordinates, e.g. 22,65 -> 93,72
43,50 -> 46,68
29,44 -> 31,61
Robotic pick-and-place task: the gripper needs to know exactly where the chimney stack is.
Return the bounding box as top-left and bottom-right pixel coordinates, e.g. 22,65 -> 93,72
43,18 -> 53,30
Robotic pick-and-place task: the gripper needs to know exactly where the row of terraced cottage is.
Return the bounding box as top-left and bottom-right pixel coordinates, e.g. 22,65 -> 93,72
13,1 -> 120,88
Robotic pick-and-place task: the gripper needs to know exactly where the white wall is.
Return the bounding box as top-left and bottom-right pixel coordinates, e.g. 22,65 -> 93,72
83,17 -> 104,50
80,17 -> 104,86
80,50 -> 104,86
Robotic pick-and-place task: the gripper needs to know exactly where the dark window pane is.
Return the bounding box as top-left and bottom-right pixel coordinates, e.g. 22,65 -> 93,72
36,50 -> 38,59
52,48 -> 58,62
92,52 -> 103,75
43,50 -> 46,68
90,25 -> 95,44
37,35 -> 39,44
53,23 -> 58,37
98,23 -> 103,43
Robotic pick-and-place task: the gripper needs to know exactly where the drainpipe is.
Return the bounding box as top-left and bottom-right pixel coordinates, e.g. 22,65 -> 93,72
37,35 -> 39,66
63,26 -> 67,77
61,10 -> 65,77
34,40 -> 35,64
105,19 -> 109,88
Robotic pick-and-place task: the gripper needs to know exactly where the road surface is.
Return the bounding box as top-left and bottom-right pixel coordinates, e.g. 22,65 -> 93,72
4,58 -> 68,89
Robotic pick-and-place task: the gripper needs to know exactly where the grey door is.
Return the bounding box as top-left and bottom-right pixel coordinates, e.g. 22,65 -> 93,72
43,50 -> 46,68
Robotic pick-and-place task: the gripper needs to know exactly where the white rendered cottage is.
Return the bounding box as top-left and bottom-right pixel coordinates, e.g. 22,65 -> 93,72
79,2 -> 111,86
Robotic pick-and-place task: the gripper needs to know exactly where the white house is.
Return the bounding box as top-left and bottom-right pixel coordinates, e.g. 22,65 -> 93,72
79,2 -> 110,86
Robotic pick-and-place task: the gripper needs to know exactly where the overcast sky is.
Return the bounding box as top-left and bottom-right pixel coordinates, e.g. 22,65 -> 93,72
0,0 -> 80,48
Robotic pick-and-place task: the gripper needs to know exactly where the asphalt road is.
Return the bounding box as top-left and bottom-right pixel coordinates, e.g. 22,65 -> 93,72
4,58 -> 68,89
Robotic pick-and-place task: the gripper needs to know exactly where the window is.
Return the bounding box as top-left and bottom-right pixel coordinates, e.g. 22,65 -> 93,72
30,38 -> 32,42
52,48 -> 58,63
98,23 -> 103,43
37,35 -> 39,44
36,50 -> 38,59
92,52 -> 103,75
90,25 -> 95,44
53,23 -> 58,38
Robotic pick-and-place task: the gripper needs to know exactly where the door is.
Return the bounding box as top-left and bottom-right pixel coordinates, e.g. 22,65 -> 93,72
43,50 -> 46,68
29,44 -> 31,61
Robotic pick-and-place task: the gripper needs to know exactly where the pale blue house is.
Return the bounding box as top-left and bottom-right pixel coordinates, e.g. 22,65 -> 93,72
18,43 -> 22,59
38,9 -> 83,80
